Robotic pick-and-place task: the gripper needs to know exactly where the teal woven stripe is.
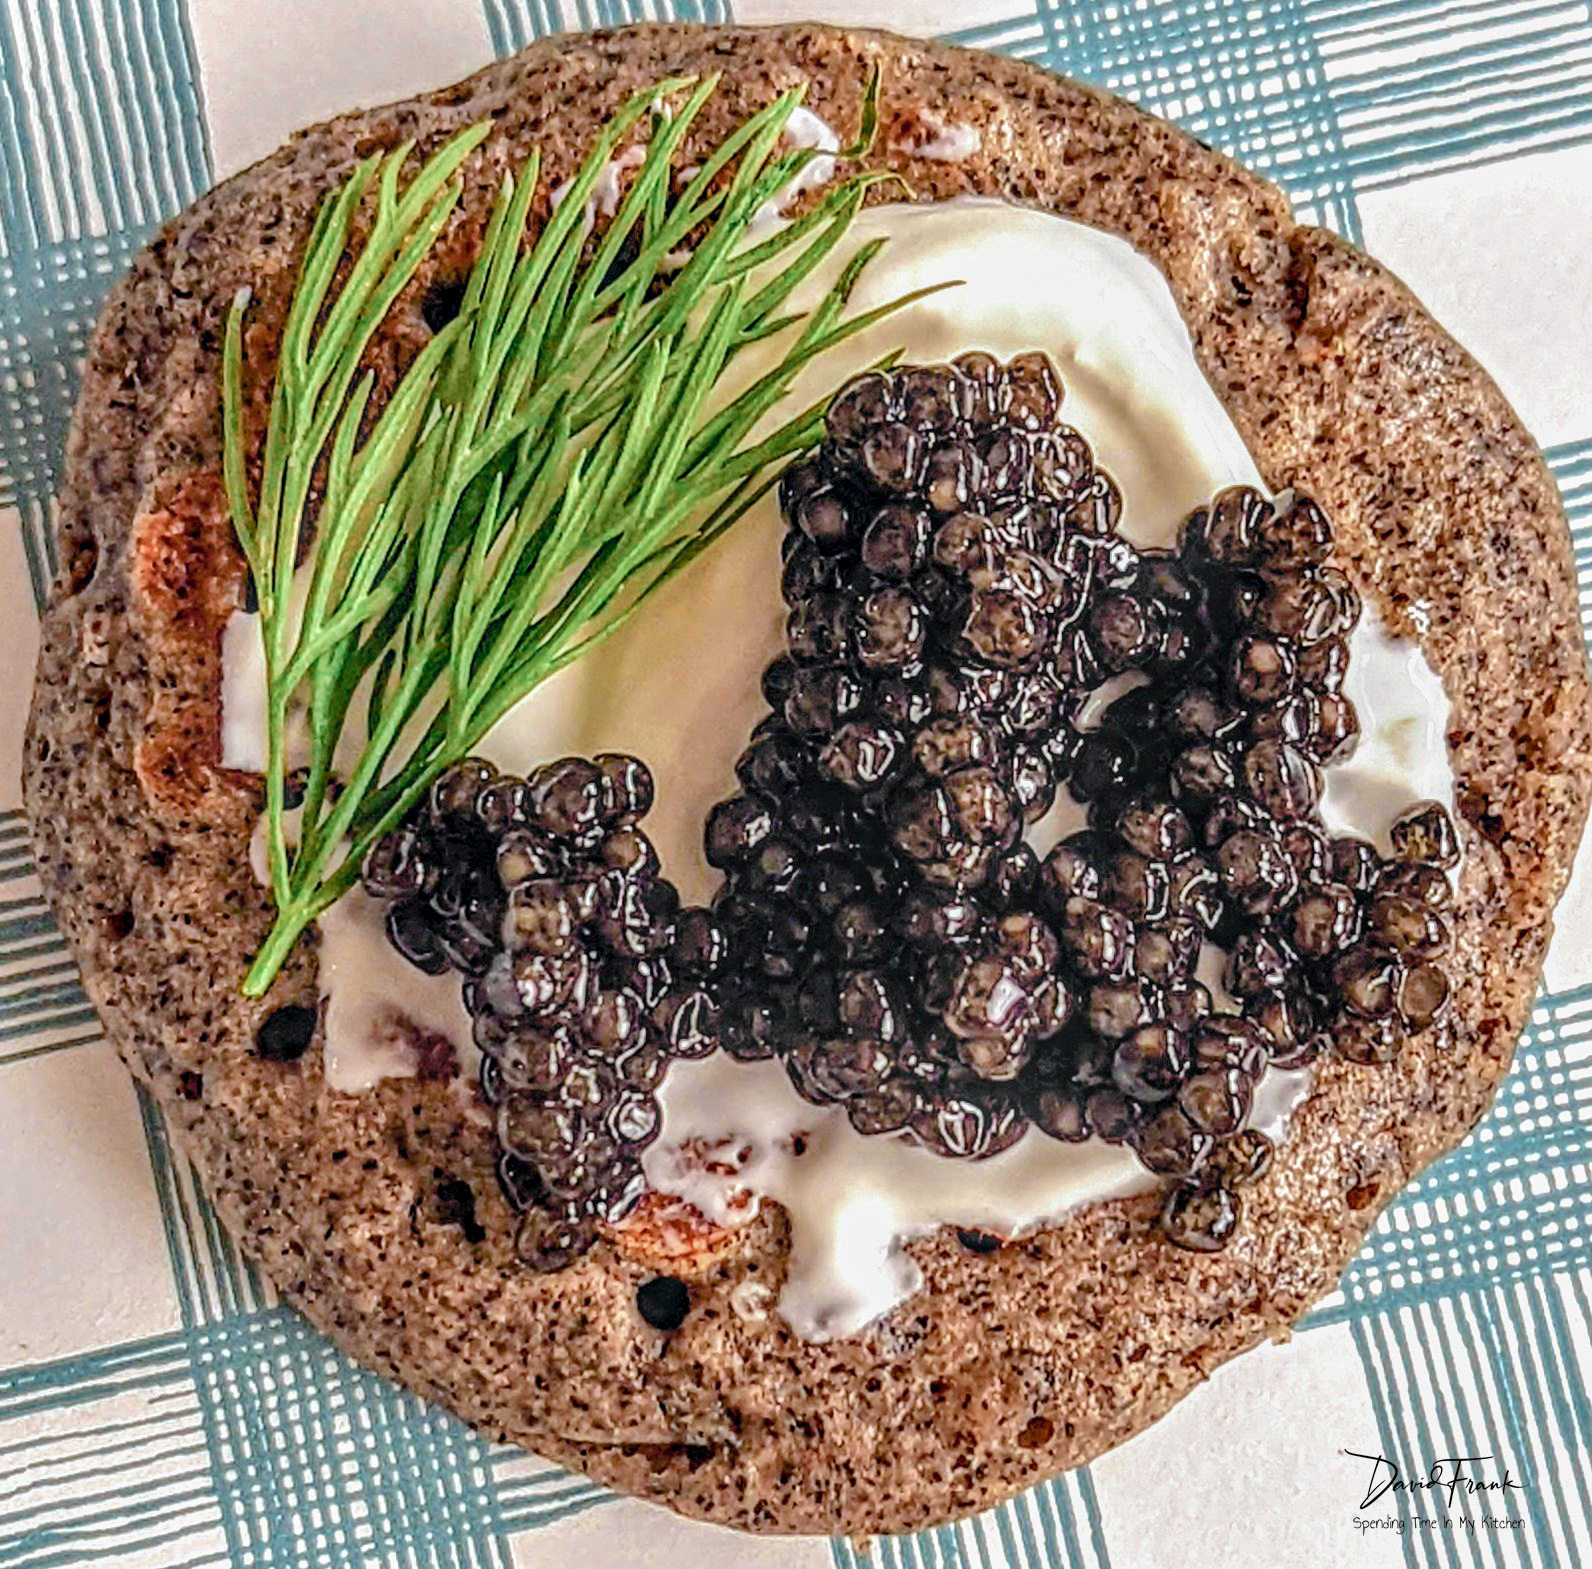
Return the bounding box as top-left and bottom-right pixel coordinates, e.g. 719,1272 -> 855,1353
0,855 -> 93,1064
1353,1312 -> 1509,1568
0,0 -> 209,614
0,1321 -> 533,1569
2,1474 -> 222,1569
0,914 -> 65,944
1340,1132 -> 1590,1310
993,1471 -> 1112,1569
0,3 -> 55,253
955,0 -> 1592,234
0,1031 -> 104,1067
0,1404 -> 202,1482
951,0 -> 1363,240
183,1307 -> 506,1569
828,1466 -> 1110,1569
1507,1273 -> 1592,1562
135,1088 -> 268,1331
1350,1274 -> 1591,1567
1283,0 -> 1592,192
0,1314 -> 512,1569
490,1468 -> 610,1533
0,232 -> 146,545
1546,441 -> 1592,640
0,1336 -> 195,1424
0,1009 -> 99,1048
0,1374 -> 227,1569
1314,25 -> 1592,188
0,943 -> 72,977
53,0 -> 145,241
0,935 -> 79,986
0,916 -> 67,960
1392,986 -> 1592,1194
0,972 -> 95,1059
0,977 -> 94,1027
0,0 -> 207,249
1338,982 -> 1592,1312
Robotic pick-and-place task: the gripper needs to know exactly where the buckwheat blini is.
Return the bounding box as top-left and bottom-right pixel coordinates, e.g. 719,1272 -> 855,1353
24,22 -> 1590,1535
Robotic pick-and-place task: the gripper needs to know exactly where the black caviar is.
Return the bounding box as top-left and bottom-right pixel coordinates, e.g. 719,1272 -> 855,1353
360,354 -> 1460,1267
361,752 -> 724,1271
704,358 -> 1460,1250
255,1003 -> 318,1062
636,1274 -> 691,1330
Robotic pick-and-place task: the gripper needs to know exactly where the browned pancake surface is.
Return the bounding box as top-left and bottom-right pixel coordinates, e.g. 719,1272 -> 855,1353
23,22 -> 1591,1535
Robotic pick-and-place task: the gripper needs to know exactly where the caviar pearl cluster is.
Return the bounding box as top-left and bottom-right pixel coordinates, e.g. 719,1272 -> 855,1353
363,752 -> 729,1269
708,355 -> 1460,1250
358,353 -> 1459,1265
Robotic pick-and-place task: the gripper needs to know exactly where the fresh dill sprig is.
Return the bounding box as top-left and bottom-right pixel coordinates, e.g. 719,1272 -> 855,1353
224,73 -> 947,996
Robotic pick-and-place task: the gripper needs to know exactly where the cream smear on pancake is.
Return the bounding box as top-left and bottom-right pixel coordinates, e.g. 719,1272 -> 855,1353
888,112 -> 981,163
646,1056 -> 1312,1340
1321,620 -> 1454,854
219,198 -> 1456,1338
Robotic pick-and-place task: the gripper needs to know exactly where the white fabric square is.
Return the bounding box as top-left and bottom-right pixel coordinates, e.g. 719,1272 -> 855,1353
0,1043 -> 181,1364
1358,144 -> 1592,450
1090,1324 -> 1409,1569
509,1492 -> 834,1567
186,0 -> 495,178
732,0 -> 1022,37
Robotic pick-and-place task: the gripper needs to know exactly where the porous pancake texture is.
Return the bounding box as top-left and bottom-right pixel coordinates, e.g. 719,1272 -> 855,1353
23,22 -> 1591,1536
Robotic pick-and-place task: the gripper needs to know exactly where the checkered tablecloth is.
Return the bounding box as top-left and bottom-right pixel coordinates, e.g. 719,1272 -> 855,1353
2,2 -> 1589,1566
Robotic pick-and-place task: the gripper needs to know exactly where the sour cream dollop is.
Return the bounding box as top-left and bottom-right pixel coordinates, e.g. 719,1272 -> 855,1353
220,198 -> 1456,1341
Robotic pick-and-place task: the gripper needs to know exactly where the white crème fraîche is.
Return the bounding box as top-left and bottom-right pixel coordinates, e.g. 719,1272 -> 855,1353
220,197 -> 1457,1342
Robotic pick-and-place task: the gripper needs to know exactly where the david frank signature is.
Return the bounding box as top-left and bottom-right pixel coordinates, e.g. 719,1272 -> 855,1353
1344,1450 -> 1528,1511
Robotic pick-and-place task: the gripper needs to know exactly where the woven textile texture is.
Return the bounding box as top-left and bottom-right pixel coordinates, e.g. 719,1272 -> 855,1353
1,2 -> 1588,1566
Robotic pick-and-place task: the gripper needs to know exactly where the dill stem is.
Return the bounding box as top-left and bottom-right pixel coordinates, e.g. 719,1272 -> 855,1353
228,69 -> 944,999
